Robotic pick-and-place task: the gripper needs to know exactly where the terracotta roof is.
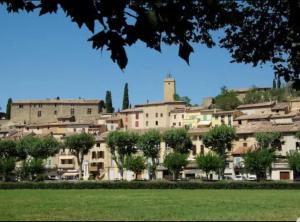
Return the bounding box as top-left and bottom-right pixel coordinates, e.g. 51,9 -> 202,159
271,103 -> 289,110
213,110 -> 240,115
270,113 -> 297,119
231,145 -> 257,155
13,99 -> 102,105
119,108 -> 143,113
188,127 -> 210,135
235,114 -> 271,120
235,122 -> 300,134
232,87 -> 271,93
237,101 -> 275,109
134,101 -> 186,107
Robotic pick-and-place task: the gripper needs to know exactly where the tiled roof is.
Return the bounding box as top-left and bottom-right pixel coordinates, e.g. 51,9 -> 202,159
235,122 -> 300,134
237,101 -> 275,109
119,108 -> 143,113
271,102 -> 289,110
235,114 -> 271,120
13,99 -> 101,105
231,145 -> 257,155
134,101 -> 186,107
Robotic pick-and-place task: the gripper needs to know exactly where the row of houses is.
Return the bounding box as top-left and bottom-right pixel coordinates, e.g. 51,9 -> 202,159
1,77 -> 300,181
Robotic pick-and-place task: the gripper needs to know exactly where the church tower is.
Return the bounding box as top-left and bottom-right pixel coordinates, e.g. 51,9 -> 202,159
164,74 -> 176,102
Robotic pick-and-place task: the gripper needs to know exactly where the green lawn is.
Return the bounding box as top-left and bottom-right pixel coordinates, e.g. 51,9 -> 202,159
0,189 -> 300,221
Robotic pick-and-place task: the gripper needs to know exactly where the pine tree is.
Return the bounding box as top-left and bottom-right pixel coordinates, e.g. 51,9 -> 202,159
122,83 -> 129,110
105,91 -> 114,113
277,77 -> 281,89
272,78 -> 276,89
5,98 -> 12,119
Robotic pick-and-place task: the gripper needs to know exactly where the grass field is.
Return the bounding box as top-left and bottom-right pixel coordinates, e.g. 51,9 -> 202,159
0,189 -> 300,221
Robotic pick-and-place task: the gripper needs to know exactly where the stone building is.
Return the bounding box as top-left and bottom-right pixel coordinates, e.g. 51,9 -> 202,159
10,98 -> 104,124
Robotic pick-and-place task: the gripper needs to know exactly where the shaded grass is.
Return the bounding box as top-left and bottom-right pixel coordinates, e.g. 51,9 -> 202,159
0,189 -> 300,221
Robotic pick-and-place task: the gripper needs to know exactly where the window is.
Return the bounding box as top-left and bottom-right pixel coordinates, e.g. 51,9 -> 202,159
192,145 -> 197,156
37,111 -> 42,117
73,128 -> 77,132
193,136 -> 198,141
173,122 -> 176,126
155,113 -> 158,118
111,125 -> 114,130
174,115 -> 176,119
215,116 -> 218,120
155,121 -> 158,126
221,115 -> 225,124
146,121 -> 148,127
92,151 -> 96,159
179,122 -> 181,126
146,113 -> 149,118
54,110 -> 57,115
87,108 -> 92,114
135,121 -> 139,127
96,143 -> 100,147
296,142 -> 300,150
160,113 -> 163,117
135,113 -> 139,119
243,142 -> 247,147
38,104 -> 42,108
19,104 -> 23,108
201,145 -> 204,154
99,151 -> 104,158
61,159 -> 73,164
70,108 -> 75,115
203,115 -> 207,121
238,120 -> 242,125
182,114 -> 184,119
98,162 -> 104,169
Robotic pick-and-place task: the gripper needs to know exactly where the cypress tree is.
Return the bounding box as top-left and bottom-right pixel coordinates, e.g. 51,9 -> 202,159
6,98 -> 12,119
277,77 -> 281,88
105,91 -> 114,113
272,78 -> 276,89
122,83 -> 129,110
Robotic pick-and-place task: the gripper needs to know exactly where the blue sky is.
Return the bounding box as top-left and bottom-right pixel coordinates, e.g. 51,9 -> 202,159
0,6 -> 274,111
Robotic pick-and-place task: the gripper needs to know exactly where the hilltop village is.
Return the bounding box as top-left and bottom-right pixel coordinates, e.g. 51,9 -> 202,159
1,77 -> 300,181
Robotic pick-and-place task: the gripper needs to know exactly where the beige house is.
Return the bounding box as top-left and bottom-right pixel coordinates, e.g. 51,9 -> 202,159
119,77 -> 186,130
10,98 -> 104,125
232,87 -> 271,101
237,101 -> 275,115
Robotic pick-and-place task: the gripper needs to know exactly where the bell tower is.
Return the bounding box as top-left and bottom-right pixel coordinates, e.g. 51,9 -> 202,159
164,74 -> 176,102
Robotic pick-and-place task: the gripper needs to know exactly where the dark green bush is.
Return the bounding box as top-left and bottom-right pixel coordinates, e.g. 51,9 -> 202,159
0,180 -> 300,189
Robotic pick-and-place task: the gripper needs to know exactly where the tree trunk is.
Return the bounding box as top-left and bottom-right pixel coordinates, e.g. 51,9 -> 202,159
77,153 -> 83,180
172,172 -> 176,181
206,172 -> 209,181
151,158 -> 156,180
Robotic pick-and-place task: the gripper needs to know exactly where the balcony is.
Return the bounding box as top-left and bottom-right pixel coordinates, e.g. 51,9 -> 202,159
58,164 -> 75,169
272,162 -> 290,169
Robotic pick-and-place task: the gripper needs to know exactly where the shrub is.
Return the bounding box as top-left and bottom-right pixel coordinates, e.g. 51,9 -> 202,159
0,181 -> 300,189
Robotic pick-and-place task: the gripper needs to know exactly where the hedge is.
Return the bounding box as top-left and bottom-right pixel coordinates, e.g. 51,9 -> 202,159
1,181 -> 300,189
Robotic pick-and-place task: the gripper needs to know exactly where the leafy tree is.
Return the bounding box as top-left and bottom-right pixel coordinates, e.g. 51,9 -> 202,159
124,155 -> 146,180
5,98 -> 12,119
202,125 -> 236,178
277,77 -> 282,89
122,83 -> 129,110
164,152 -> 188,181
1,1 -> 299,84
105,91 -> 114,113
243,88 -> 264,104
0,140 -> 18,181
174,93 -> 192,106
163,128 -> 193,154
214,86 -> 241,110
287,151 -> 300,179
106,131 -> 139,180
255,132 -> 282,150
196,152 -> 224,181
138,129 -> 161,180
64,133 -> 95,180
243,149 -> 275,181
